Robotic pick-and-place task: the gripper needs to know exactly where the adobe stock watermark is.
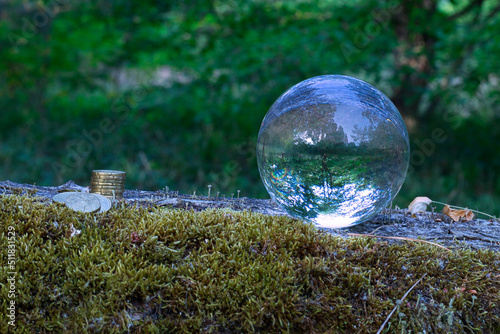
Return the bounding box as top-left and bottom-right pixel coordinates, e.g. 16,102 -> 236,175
339,1 -> 402,64
205,136 -> 258,193
51,70 -> 156,182
6,225 -> 17,327
407,127 -> 447,176
7,0 -> 74,52
407,107 -> 462,176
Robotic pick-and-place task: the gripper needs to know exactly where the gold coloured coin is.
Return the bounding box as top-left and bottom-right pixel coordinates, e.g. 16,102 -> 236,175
90,187 -> 123,192
90,185 -> 124,189
90,187 -> 124,191
92,175 -> 127,181
89,170 -> 126,199
92,170 -> 126,179
90,182 -> 124,186
90,179 -> 124,183
92,170 -> 126,175
90,186 -> 124,191
90,181 -> 124,187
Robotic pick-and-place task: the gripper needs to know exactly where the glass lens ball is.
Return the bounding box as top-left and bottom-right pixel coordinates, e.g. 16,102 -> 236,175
257,75 -> 410,228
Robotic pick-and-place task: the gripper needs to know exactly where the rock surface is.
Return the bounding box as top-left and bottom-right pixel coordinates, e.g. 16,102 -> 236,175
1,180 -> 499,252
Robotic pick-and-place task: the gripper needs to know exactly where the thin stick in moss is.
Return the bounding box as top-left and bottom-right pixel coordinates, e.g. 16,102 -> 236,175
376,273 -> 427,334
346,233 -> 452,252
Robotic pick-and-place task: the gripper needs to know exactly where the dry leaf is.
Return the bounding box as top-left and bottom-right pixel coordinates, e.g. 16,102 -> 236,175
408,196 -> 432,216
69,223 -> 81,238
443,205 -> 474,222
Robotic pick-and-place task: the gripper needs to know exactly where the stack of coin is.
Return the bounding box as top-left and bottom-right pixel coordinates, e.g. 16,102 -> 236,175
90,170 -> 126,199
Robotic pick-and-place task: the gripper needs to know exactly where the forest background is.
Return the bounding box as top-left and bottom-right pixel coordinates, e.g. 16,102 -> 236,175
1,0 -> 499,215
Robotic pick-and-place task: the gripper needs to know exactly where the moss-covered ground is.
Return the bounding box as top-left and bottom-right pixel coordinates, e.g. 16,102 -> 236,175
0,193 -> 499,333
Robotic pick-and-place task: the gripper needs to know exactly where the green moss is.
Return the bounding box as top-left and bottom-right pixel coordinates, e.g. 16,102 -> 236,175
1,194 -> 499,333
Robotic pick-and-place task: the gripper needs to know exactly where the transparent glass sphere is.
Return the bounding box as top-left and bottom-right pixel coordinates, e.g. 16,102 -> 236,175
257,75 -> 409,228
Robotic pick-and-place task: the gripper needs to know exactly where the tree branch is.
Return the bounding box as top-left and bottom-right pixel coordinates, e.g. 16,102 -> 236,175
484,3 -> 500,22
448,0 -> 484,20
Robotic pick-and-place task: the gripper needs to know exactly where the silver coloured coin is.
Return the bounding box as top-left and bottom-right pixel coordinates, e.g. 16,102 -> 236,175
52,192 -> 77,204
89,193 -> 112,213
64,193 -> 101,213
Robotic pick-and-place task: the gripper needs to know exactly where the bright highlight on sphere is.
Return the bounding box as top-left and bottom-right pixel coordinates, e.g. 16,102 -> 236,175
257,75 -> 410,228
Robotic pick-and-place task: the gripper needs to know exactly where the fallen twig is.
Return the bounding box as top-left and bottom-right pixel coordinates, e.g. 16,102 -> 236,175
376,273 -> 428,334
367,225 -> 394,235
346,233 -> 452,252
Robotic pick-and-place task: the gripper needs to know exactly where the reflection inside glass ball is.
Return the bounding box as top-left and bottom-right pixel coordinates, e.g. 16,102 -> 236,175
257,75 -> 410,228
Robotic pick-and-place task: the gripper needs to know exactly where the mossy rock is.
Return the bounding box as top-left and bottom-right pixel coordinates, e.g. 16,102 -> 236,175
0,193 -> 499,333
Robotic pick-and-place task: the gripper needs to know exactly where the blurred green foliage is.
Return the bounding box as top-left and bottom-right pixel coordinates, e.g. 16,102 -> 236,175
0,0 -> 499,215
